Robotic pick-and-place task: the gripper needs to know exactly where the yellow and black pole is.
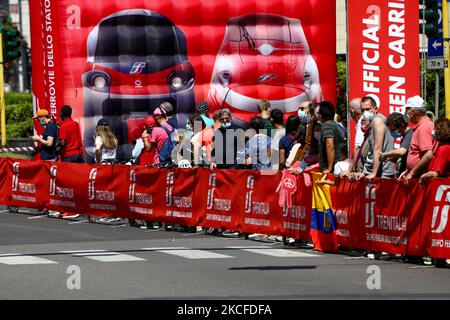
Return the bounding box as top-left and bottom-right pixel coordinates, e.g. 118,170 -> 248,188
443,0 -> 450,118
0,31 -> 5,146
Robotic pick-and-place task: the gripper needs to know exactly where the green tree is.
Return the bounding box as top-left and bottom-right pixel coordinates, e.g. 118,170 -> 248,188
5,92 -> 33,139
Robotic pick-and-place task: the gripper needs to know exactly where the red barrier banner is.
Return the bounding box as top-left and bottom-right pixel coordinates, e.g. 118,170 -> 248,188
195,169 -> 247,231
423,179 -> 450,259
159,168 -> 199,227
8,159 -> 49,210
331,178 -> 365,249
347,0 -> 420,148
30,0 -> 336,162
126,166 -> 166,221
281,174 -> 312,240
0,158 -> 11,205
240,171 -> 284,235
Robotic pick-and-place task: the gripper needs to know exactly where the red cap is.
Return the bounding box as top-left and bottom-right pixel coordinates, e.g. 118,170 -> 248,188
145,116 -> 156,127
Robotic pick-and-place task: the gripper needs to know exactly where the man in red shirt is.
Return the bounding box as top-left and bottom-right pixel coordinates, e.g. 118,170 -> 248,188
398,96 -> 435,183
59,105 -> 84,163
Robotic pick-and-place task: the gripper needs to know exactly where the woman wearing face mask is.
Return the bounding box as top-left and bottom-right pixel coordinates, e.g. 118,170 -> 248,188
379,112 -> 412,177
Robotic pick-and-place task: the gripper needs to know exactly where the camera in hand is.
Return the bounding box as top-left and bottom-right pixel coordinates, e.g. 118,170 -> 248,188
146,128 -> 153,135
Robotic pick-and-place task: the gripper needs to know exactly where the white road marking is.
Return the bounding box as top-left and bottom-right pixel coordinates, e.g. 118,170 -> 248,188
0,254 -> 58,265
235,248 -> 320,258
155,248 -> 233,259
27,215 -> 46,219
60,250 -> 145,262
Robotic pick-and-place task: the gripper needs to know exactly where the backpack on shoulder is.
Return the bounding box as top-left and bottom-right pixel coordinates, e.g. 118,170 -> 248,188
157,126 -> 175,165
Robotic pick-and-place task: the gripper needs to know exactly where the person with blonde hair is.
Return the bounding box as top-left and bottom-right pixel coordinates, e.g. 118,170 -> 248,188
95,119 -> 118,164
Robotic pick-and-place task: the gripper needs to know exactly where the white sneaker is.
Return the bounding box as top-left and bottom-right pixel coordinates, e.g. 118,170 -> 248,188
47,211 -> 60,218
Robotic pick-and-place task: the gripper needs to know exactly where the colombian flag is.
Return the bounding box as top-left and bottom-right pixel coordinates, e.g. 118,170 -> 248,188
311,172 -> 338,252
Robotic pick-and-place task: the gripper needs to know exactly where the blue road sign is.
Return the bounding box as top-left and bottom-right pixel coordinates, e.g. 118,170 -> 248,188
428,0 -> 443,58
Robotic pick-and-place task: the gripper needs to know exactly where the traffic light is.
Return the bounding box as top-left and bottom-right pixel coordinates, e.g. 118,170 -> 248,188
420,0 -> 440,38
2,28 -> 21,62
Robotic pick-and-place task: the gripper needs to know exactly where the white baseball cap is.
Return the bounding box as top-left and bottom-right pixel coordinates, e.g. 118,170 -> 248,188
405,95 -> 425,109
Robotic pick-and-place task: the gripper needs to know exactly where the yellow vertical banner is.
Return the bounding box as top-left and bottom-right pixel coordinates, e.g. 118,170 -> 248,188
444,0 -> 450,118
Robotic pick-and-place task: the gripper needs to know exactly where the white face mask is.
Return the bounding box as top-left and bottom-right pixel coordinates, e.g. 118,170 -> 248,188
362,110 -> 375,122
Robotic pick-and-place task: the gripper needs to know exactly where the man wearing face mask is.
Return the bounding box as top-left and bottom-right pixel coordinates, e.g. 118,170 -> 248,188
357,96 -> 393,180
379,112 -> 411,177
290,101 -> 314,167
210,108 -> 245,170
398,96 -> 435,183
31,109 -> 58,161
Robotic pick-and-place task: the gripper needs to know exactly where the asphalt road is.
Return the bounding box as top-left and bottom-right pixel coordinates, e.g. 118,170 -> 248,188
0,208 -> 449,301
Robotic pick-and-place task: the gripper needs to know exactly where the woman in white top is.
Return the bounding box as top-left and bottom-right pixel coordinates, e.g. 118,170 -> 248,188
94,119 -> 118,164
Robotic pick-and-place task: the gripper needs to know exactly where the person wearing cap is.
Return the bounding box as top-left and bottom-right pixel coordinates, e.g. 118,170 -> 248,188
31,108 -> 58,161
146,104 -> 174,165
159,101 -> 177,129
196,101 -> 214,128
58,105 -> 84,163
379,112 -> 412,177
398,95 -> 435,183
132,116 -> 156,166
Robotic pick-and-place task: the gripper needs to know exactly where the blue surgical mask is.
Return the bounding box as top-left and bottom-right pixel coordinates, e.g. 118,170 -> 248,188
298,110 -> 307,119
391,130 -> 402,139
221,122 -> 231,129
39,121 -> 46,127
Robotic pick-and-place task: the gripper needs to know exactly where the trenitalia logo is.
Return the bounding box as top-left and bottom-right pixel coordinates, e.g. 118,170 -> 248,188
244,175 -> 254,214
88,169 -> 98,200
50,165 -> 58,196
365,183 -> 376,228
129,169 -> 136,203
431,185 -> 450,234
130,62 -> 146,74
206,173 -> 216,210
11,162 -> 20,192
166,172 -> 174,206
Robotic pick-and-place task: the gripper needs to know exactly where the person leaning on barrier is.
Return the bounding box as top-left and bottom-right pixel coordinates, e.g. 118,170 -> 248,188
244,116 -> 272,170
398,96 -> 435,184
358,96 -> 392,180
192,109 -> 222,168
419,117 -> 450,268
419,118 -> 450,184
31,108 -> 58,161
210,108 -> 245,170
379,112 -> 412,177
345,111 -> 373,181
